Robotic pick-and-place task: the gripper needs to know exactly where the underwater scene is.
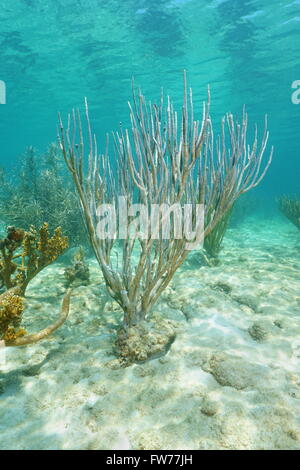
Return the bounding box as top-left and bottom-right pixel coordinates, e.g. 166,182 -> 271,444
0,0 -> 300,452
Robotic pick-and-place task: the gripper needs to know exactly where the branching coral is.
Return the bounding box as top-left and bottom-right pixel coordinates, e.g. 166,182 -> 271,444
0,288 -> 25,343
203,194 -> 260,262
0,144 -> 87,247
0,226 -> 25,290
0,154 -> 73,348
278,196 -> 300,230
58,73 -> 273,363
0,223 -> 69,295
203,206 -> 233,262
0,288 -> 72,347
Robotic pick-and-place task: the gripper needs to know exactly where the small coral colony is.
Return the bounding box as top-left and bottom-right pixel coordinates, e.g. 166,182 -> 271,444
0,75 -> 298,364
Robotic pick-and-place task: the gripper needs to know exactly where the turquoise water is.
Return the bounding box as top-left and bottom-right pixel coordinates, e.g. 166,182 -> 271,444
0,0 -> 299,196
1,1 -> 300,451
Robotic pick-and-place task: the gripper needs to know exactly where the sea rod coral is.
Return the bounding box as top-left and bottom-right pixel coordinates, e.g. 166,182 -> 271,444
0,144 -> 87,247
58,73 -> 273,364
278,195 -> 300,230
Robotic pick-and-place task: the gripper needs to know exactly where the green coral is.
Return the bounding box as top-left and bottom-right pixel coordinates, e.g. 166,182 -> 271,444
0,144 -> 87,247
278,195 -> 300,230
204,206 -> 233,261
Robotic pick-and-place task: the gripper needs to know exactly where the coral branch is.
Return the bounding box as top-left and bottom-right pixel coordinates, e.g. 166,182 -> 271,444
0,223 -> 69,295
278,196 -> 300,230
58,72 -> 272,363
3,289 -> 72,347
0,287 -> 25,343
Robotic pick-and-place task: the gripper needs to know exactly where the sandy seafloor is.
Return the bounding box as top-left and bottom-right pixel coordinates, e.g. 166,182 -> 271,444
0,215 -> 300,450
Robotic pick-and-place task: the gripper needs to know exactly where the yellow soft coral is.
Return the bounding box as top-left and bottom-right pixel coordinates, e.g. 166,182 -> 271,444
0,223 -> 69,296
3,327 -> 26,343
38,224 -> 69,262
0,289 -> 25,341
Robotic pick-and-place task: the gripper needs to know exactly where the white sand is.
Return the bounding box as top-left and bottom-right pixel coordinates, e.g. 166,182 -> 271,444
0,216 -> 299,450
